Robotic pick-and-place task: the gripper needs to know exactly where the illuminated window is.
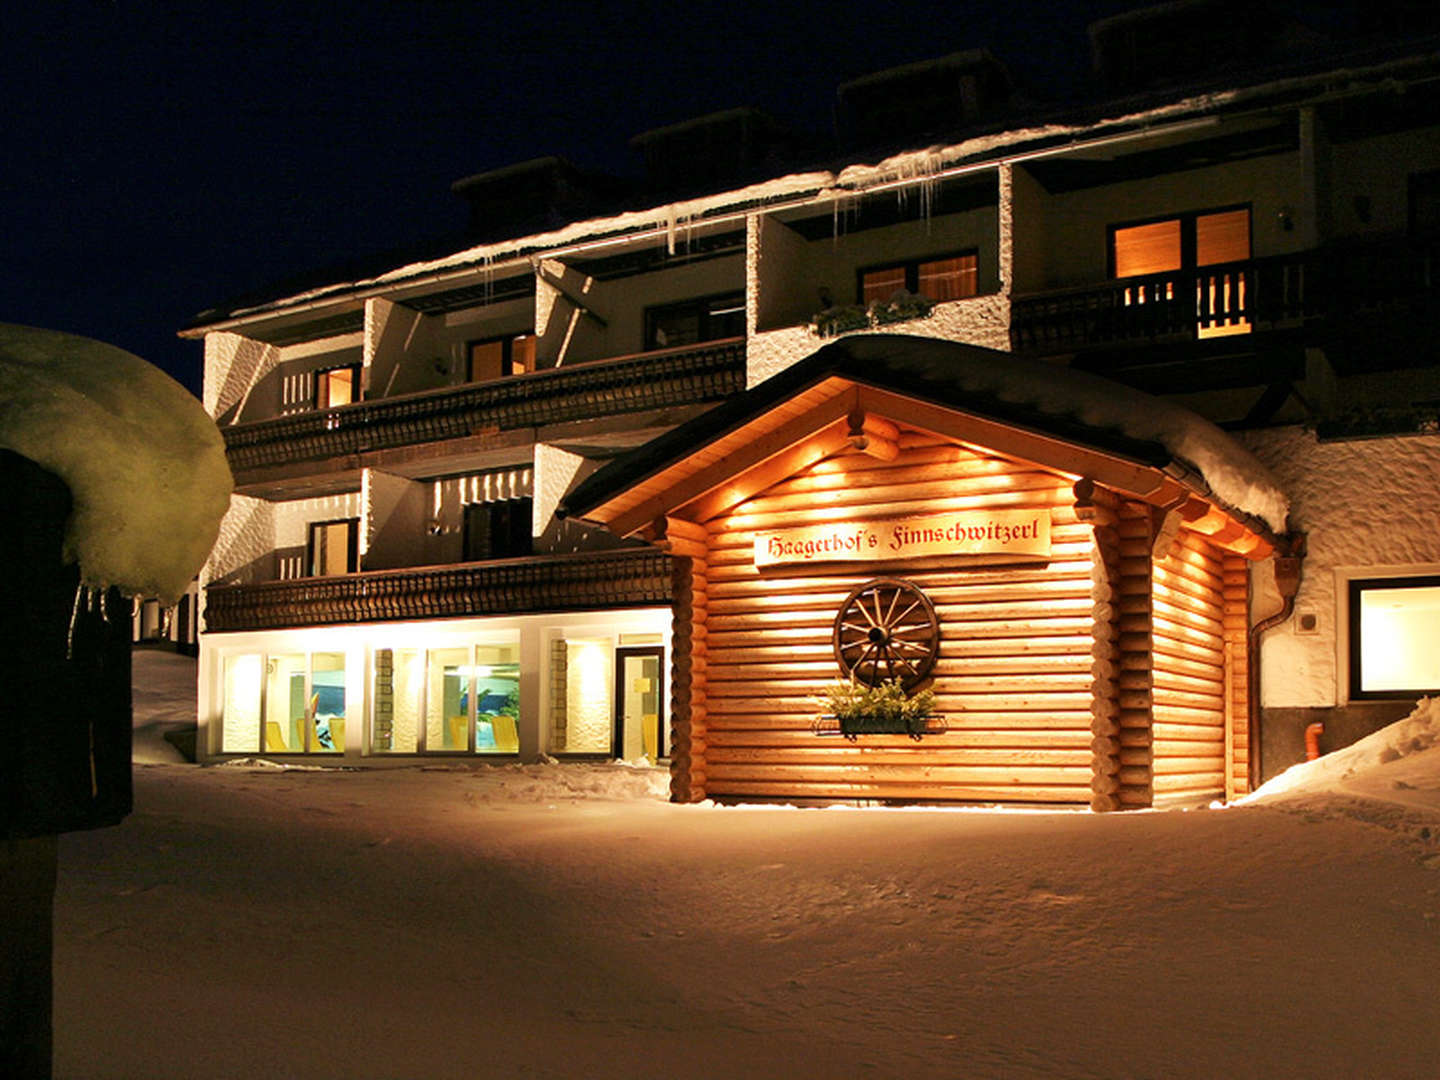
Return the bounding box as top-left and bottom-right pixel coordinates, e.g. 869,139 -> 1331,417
1110,207 -> 1251,337
859,252 -> 978,305
372,642 -> 520,754
1349,576 -> 1440,699
463,498 -> 533,560
221,651 -> 347,754
306,518 -> 358,577
315,364 -> 360,408
467,333 -> 536,382
644,292 -> 745,350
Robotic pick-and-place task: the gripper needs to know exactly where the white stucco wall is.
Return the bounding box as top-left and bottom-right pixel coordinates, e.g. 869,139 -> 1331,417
207,494 -> 276,585
1242,426 -> 1440,707
205,332 -> 280,422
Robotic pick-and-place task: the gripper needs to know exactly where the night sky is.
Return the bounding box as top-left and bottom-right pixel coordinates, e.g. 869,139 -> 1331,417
0,1 -> 1369,396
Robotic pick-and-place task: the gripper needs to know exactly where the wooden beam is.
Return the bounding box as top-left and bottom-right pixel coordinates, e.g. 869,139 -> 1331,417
535,265 -> 608,328
601,388 -> 856,537
1152,508 -> 1183,561
855,386 -> 1170,500
676,421 -> 853,529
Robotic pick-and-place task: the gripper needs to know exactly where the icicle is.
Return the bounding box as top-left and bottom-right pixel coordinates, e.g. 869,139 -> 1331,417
665,205 -> 677,256
66,580 -> 86,661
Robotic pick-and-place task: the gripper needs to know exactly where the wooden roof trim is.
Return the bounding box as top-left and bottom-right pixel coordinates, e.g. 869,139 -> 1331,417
579,376 -> 853,531
601,386 -> 857,537
854,387 -> 1169,499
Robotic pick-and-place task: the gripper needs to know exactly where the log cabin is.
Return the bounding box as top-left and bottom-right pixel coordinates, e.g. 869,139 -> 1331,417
561,335 -> 1286,808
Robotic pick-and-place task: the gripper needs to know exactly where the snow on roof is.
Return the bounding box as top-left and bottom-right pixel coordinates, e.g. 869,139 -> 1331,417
0,324 -> 233,603
922,343 -> 1291,532
198,47 -> 1437,332
565,335 -> 1289,534
1244,697 -> 1440,803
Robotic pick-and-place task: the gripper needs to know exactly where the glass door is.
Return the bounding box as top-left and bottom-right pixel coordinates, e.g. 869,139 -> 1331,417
614,648 -> 665,762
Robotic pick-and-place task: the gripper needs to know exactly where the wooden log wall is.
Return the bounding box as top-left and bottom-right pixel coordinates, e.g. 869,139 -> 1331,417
1083,487 -> 1152,811
1112,501 -> 1157,809
698,436 -> 1100,804
1150,528 -> 1229,805
668,550 -> 709,802
1221,554 -> 1251,798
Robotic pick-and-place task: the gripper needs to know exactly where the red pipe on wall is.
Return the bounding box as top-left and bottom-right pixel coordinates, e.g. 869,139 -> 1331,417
1305,722 -> 1325,762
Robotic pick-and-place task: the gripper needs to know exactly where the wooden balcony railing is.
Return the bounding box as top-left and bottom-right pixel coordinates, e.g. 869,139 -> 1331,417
222,337 -> 746,472
1010,237 -> 1440,358
204,549 -> 674,632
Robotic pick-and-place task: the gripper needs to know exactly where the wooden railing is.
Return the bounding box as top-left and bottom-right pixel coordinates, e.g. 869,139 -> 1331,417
222,337 -> 746,473
204,549 -> 674,632
1010,237 -> 1440,356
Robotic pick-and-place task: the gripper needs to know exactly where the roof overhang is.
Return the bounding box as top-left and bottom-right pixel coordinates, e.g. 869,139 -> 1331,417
561,335 -> 1287,559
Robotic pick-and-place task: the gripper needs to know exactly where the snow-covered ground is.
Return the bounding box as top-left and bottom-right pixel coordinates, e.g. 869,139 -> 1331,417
51,652 -> 1440,1079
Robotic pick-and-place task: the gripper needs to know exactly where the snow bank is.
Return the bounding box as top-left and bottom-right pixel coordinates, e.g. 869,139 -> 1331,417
1245,697 -> 1440,801
0,324 -> 232,601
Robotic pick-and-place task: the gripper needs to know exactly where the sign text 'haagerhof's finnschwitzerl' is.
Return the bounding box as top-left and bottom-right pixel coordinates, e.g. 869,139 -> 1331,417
754,510 -> 1052,567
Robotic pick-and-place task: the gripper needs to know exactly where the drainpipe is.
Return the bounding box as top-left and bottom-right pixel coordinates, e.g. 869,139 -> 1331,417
1247,533 -> 1306,789
1305,722 -> 1325,762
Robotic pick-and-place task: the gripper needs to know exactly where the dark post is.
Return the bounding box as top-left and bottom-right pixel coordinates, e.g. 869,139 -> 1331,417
0,450 -> 132,1079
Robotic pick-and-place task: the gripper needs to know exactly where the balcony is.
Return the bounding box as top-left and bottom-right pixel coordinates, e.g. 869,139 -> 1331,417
222,337 -> 746,473
204,549 -> 674,632
1010,237 -> 1440,391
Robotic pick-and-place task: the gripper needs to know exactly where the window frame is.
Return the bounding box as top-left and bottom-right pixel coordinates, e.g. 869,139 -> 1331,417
313,363 -> 361,410
465,332 -> 536,383
1347,574 -> 1440,701
220,650 -> 348,756
642,290 -> 746,352
369,641 -> 522,756
305,517 -> 359,577
1106,203 -> 1252,278
855,249 -> 980,305
462,497 -> 534,562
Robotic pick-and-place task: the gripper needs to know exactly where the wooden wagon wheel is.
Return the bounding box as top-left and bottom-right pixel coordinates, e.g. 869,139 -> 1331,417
832,578 -> 940,689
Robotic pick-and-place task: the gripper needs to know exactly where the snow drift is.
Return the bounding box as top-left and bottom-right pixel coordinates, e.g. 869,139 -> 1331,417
1246,696 -> 1440,802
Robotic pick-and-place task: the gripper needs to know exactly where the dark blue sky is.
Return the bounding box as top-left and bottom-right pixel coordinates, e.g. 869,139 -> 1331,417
0,1 -> 1367,394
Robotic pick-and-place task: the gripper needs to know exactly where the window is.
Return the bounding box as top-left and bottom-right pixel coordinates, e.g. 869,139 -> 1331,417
644,292 -> 745,350
371,642 -> 520,754
1348,576 -> 1440,699
306,518 -> 358,577
463,498 -> 533,561
1110,206 -> 1251,338
315,364 -> 360,409
221,651 -> 348,754
858,252 -> 979,305
467,333 -> 535,382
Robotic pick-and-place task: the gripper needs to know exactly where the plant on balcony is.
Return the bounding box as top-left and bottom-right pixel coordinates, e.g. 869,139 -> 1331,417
809,291 -> 937,337
818,676 -> 936,737
809,304 -> 871,338
869,290 -> 936,327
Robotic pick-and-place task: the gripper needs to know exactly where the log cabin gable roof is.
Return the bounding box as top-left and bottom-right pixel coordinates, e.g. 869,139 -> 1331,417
560,335 -> 1283,558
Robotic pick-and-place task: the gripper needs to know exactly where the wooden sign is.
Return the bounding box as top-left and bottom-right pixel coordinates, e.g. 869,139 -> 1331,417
754,510 -> 1051,567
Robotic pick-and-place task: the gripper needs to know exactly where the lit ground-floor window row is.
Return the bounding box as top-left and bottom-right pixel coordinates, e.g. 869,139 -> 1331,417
200,609 -> 670,761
